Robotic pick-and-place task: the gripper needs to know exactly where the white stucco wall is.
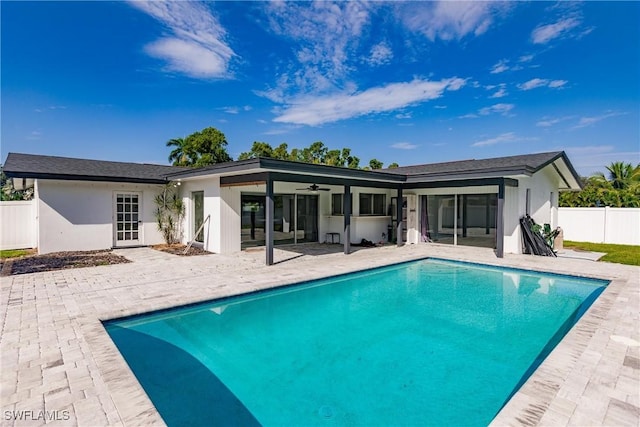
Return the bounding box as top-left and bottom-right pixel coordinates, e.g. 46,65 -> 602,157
503,185 -> 522,254
503,166 -> 559,254
180,177 -> 236,254
36,179 -> 164,254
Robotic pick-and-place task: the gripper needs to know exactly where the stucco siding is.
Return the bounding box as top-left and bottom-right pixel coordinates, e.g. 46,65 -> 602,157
36,180 -> 164,254
220,185 -> 241,253
503,185 -> 521,254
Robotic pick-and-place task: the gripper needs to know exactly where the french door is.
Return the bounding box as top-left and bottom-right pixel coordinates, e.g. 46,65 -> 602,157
114,192 -> 142,246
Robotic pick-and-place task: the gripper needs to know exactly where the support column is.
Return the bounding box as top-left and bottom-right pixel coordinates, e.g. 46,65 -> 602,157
343,185 -> 351,255
453,194 -> 458,246
396,187 -> 403,247
266,175 -> 274,265
462,194 -> 468,238
496,181 -> 505,258
485,194 -> 490,235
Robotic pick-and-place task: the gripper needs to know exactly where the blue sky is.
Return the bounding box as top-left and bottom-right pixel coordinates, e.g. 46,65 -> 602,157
2,1 -> 638,175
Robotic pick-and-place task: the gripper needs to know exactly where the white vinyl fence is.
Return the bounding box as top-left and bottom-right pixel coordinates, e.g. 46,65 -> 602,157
558,207 -> 640,246
0,200 -> 37,250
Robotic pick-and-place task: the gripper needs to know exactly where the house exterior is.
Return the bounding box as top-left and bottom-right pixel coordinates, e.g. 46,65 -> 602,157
3,151 -> 581,264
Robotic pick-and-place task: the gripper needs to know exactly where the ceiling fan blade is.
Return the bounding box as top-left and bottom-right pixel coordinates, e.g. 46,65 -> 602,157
318,188 -> 331,191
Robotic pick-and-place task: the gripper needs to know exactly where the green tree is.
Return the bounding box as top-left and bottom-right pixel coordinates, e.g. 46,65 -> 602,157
559,162 -> 640,208
166,137 -> 190,166
273,143 -> 290,160
307,141 -> 328,164
388,162 -> 399,169
605,161 -> 639,190
347,155 -> 360,169
0,167 -> 33,201
186,127 -> 232,167
369,159 -> 384,170
167,127 -> 232,167
238,141 -> 275,160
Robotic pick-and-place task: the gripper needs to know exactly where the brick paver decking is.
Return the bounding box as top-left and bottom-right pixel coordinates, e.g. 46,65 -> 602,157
1,244 -> 638,426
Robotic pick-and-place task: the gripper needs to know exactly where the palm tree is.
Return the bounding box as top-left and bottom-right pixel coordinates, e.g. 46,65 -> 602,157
166,137 -> 190,166
605,161 -> 637,190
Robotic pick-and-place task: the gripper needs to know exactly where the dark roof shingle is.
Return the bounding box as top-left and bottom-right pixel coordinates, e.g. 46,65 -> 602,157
3,153 -> 189,184
384,151 -> 565,177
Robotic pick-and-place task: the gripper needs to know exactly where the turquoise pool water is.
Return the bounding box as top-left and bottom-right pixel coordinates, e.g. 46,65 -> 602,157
105,259 -> 607,426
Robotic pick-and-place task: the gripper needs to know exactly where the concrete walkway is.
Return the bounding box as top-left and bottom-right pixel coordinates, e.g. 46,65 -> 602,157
1,244 -> 638,426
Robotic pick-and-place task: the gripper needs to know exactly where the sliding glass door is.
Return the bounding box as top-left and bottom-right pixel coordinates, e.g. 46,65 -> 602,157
422,194 -> 496,248
241,193 -> 317,249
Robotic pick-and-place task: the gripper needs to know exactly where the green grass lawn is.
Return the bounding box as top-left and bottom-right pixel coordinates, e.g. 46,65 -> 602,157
0,249 -> 33,259
564,241 -> 640,266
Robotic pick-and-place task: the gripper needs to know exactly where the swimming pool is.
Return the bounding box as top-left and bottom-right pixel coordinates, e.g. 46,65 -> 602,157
105,258 -> 607,426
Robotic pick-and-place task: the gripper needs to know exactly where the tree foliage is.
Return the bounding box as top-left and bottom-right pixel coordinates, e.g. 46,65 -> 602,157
560,162 -> 640,207
368,159 -> 384,170
169,129 -> 398,171
0,167 -> 33,201
238,140 -> 368,169
167,127 -> 232,167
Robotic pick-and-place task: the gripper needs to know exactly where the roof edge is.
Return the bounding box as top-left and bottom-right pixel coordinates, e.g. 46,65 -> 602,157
3,171 -> 167,185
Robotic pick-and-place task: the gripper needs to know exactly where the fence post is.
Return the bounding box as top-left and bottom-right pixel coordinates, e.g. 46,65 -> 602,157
603,206 -> 609,244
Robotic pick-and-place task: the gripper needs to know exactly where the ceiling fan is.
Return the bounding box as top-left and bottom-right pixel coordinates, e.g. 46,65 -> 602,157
296,184 -> 330,192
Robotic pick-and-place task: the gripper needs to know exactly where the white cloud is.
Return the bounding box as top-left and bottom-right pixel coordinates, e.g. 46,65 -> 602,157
222,106 -> 239,114
472,132 -> 517,147
571,112 -> 626,129
489,84 -> 508,98
368,42 -> 393,66
35,105 -> 67,113
518,78 -> 568,91
490,59 -> 510,74
434,105 -> 447,109
518,54 -> 534,63
392,142 -> 418,150
273,77 -> 465,126
26,131 -> 42,141
472,132 -> 536,147
565,145 -> 614,155
531,16 -> 580,44
518,78 -> 548,90
397,1 -> 509,41
479,103 -> 514,116
223,105 -> 251,114
129,1 -> 234,79
536,115 -> 574,127
395,112 -> 412,119
265,1 -> 373,95
548,80 -> 567,88
459,102 -> 514,119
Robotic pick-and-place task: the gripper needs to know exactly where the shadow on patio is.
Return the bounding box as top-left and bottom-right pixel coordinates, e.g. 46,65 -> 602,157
242,242 -> 387,264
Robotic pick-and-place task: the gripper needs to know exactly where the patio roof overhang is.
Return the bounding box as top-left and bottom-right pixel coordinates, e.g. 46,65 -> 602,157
164,157 -> 406,188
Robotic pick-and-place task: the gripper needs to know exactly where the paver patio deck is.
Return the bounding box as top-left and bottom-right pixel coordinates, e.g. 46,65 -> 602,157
1,243 -> 638,426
